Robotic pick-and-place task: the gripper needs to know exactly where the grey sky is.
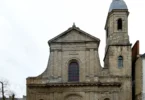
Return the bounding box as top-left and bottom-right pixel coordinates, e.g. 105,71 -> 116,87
0,0 -> 145,97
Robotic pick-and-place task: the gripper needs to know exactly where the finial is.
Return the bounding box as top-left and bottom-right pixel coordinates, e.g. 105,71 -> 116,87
72,22 -> 76,28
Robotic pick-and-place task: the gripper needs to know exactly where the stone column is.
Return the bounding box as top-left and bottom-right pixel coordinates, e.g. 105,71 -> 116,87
58,51 -> 62,77
54,50 -> 58,77
90,92 -> 94,100
85,50 -> 90,77
80,51 -> 86,82
54,92 -> 58,100
50,93 -> 53,100
47,93 -> 50,100
90,49 -> 94,77
50,51 -> 54,77
62,53 -> 67,82
85,92 -> 89,100
94,50 -> 101,76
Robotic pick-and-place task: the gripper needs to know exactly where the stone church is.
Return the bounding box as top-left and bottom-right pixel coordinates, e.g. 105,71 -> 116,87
27,0 -> 132,100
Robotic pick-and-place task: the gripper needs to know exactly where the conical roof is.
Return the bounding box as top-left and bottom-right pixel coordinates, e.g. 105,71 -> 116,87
109,0 -> 128,12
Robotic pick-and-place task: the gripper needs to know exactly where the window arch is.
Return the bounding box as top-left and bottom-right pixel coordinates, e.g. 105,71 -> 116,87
104,98 -> 110,100
117,18 -> 122,30
118,56 -> 123,68
68,60 -> 79,82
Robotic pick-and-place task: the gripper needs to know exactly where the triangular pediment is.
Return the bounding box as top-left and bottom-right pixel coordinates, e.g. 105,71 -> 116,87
48,25 -> 100,44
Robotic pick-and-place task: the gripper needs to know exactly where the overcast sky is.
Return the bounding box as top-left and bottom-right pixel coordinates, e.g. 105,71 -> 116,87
0,0 -> 145,98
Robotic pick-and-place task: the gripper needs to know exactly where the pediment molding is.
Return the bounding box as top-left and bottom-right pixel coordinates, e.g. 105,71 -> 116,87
48,25 -> 100,45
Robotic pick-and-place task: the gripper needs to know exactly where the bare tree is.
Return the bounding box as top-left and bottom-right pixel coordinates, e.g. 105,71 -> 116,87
0,78 -> 12,100
0,81 -> 5,100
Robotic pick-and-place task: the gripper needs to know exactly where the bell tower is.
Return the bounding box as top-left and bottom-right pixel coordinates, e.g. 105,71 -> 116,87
105,0 -> 130,47
104,1 -> 132,99
104,0 -> 132,76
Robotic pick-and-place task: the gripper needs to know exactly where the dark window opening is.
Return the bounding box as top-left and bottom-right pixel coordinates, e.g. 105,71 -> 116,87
104,98 -> 110,100
117,18 -> 122,30
68,60 -> 79,82
118,56 -> 123,68
106,27 -> 109,38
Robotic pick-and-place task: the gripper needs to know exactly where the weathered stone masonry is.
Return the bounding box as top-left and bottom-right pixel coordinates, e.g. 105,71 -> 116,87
27,0 -> 132,100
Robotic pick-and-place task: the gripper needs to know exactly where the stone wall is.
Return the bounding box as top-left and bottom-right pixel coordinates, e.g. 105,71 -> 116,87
27,86 -> 121,100
135,57 -> 142,99
39,41 -> 102,83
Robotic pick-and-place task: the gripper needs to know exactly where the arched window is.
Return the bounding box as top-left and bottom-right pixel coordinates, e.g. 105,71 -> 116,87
117,18 -> 122,30
118,56 -> 123,68
68,60 -> 79,82
104,98 -> 110,100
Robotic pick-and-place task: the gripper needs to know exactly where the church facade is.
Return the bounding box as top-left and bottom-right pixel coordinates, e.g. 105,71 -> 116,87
27,0 -> 132,100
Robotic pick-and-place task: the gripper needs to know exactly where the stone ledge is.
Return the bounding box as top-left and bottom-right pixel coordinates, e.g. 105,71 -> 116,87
27,82 -> 121,87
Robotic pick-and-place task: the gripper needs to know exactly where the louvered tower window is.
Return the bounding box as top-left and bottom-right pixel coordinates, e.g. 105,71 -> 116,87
117,18 -> 123,30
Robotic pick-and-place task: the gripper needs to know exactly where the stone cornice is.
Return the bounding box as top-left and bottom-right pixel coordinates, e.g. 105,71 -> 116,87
103,44 -> 132,61
98,75 -> 131,78
27,82 -> 121,87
